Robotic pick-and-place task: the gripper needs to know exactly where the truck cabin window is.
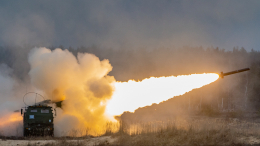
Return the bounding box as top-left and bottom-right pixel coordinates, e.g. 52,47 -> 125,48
31,109 -> 37,112
41,109 -> 49,113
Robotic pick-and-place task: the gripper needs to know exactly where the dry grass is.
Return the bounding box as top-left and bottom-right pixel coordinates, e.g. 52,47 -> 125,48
114,117 -> 260,145
116,125 -> 235,145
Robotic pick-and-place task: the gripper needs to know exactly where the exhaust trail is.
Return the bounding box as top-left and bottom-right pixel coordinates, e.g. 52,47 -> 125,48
106,73 -> 219,116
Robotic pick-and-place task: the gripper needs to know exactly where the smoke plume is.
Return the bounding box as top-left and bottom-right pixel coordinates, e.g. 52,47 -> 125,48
0,64 -> 24,136
28,47 -> 116,136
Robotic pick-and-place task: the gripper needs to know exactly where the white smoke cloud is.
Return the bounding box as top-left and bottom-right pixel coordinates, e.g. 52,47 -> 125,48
0,64 -> 15,111
28,47 -> 116,136
0,64 -> 23,136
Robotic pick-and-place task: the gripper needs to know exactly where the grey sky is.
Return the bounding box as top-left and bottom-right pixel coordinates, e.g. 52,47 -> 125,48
0,0 -> 260,50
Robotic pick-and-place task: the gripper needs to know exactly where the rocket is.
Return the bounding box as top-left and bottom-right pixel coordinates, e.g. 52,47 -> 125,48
219,68 -> 250,78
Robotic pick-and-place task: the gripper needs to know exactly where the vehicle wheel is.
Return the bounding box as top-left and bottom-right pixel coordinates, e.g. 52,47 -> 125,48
23,129 -> 27,137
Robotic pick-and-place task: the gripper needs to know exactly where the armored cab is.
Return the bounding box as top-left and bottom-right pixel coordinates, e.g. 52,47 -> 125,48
22,105 -> 54,136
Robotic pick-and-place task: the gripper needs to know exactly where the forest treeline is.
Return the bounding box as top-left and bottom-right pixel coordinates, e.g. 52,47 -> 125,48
1,45 -> 260,121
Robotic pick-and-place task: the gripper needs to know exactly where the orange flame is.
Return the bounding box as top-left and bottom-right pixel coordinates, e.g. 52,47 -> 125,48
0,113 -> 22,127
106,73 -> 219,116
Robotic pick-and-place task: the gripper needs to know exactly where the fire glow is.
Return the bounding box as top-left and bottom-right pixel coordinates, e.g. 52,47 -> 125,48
106,73 -> 219,116
0,113 -> 22,127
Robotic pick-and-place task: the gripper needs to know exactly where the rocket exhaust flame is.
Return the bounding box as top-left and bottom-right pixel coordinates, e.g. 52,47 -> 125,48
106,73 -> 219,116
0,113 -> 22,127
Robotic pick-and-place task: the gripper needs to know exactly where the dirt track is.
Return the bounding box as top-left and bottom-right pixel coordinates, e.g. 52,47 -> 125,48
1,135 -> 260,145
237,136 -> 260,145
0,136 -> 116,146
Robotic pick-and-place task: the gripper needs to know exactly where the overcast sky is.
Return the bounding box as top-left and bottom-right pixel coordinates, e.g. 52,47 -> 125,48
0,0 -> 260,50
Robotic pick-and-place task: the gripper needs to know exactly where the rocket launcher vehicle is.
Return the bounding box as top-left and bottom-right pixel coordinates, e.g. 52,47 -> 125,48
219,68 -> 250,78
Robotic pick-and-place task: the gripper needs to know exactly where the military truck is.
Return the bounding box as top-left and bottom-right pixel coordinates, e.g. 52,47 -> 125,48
21,93 -> 55,137
21,105 -> 54,136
